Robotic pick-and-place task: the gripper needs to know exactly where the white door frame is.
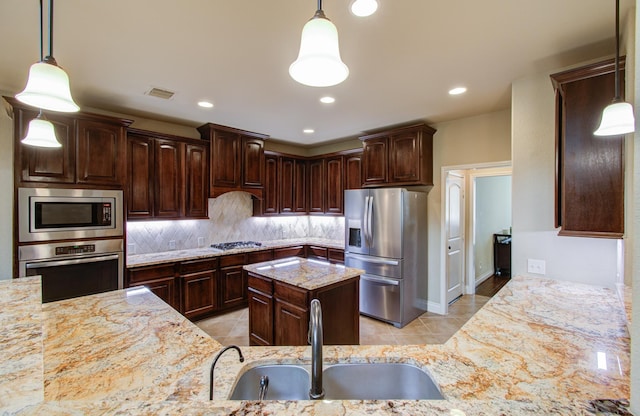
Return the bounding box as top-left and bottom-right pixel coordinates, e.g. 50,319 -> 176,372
440,161 -> 511,315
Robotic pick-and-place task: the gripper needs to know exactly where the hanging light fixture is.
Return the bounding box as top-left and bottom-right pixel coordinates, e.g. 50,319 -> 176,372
289,0 -> 349,87
21,110 -> 62,148
594,0 -> 635,136
16,0 -> 79,113
350,0 -> 378,17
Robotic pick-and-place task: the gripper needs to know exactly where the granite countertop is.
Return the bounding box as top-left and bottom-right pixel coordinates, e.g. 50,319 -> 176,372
3,275 -> 630,415
126,238 -> 344,268
243,257 -> 363,290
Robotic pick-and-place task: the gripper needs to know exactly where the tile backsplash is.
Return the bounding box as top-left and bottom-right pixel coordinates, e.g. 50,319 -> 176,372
126,191 -> 345,254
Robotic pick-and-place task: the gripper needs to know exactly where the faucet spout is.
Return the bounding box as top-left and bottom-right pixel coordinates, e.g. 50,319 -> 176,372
308,299 -> 324,399
210,345 -> 244,400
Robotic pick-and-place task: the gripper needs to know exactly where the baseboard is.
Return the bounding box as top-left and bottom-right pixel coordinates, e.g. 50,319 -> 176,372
475,270 -> 494,287
427,300 -> 446,315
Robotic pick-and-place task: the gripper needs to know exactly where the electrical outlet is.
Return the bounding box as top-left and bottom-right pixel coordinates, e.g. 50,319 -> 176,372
127,243 -> 136,254
169,240 -> 176,250
197,237 -> 205,248
527,259 -> 546,275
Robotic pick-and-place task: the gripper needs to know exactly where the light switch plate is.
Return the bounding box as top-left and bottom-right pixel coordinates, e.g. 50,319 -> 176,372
527,259 -> 546,275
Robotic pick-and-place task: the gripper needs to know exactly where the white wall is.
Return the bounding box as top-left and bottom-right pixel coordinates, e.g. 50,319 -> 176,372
474,175 -> 511,280
511,70 -> 618,288
0,99 -> 13,279
428,109 -> 512,309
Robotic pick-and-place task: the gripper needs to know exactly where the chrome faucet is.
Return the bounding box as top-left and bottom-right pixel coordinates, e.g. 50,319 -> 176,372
209,345 -> 244,400
308,299 -> 324,399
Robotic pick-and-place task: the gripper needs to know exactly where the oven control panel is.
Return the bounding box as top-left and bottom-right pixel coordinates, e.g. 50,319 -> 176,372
55,244 -> 96,256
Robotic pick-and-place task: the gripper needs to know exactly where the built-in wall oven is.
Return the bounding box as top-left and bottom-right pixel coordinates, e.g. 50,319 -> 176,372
17,188 -> 124,303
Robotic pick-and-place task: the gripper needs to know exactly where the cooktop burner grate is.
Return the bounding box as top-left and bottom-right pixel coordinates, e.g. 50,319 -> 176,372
210,241 -> 263,251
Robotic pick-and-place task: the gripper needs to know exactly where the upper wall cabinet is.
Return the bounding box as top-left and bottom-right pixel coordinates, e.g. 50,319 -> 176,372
127,129 -> 209,220
6,97 -> 132,188
360,123 -> 435,187
550,58 -> 625,238
343,149 -> 363,190
197,123 -> 268,199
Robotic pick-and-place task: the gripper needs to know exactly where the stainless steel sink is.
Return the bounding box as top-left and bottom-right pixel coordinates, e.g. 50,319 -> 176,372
323,363 -> 444,400
229,364 -> 310,400
228,362 -> 443,400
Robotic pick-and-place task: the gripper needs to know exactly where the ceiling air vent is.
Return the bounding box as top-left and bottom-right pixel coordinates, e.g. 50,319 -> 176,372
146,87 -> 175,100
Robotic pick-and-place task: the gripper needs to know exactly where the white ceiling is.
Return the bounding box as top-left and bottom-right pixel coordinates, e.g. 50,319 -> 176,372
0,0 -> 634,145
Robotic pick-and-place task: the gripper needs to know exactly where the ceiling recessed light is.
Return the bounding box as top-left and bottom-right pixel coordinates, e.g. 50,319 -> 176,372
197,101 -> 214,108
449,87 -> 467,95
320,96 -> 336,104
303,129 -> 315,134
351,0 -> 378,17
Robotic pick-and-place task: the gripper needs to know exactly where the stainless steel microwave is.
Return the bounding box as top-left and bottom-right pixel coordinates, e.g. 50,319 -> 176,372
18,188 -> 123,242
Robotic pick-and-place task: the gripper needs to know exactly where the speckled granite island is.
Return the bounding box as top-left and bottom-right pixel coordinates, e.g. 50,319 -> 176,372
244,257 -> 363,346
2,275 -> 630,415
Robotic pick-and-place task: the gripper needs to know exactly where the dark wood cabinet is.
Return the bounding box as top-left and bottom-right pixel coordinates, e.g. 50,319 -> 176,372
274,282 -> 309,346
247,273 -> 274,346
293,158 -> 308,213
308,158 -> 325,214
328,248 -> 345,264
126,129 -> 208,220
7,97 -> 132,188
219,253 -> 248,310
551,58 -> 625,238
279,157 -> 295,214
255,154 -> 307,216
325,155 -> 344,214
344,150 -> 363,190
155,139 -> 183,218
127,264 -> 179,310
274,245 -> 306,259
307,245 -> 328,261
197,123 -> 268,198
260,151 -> 279,215
179,259 -> 218,320
361,123 -> 435,187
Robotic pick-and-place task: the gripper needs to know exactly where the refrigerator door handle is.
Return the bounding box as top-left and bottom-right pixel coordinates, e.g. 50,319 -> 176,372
363,195 -> 371,245
367,195 -> 374,246
361,274 -> 400,286
345,253 -> 400,266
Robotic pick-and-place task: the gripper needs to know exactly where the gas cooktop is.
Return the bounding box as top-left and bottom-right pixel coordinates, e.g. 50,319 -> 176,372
210,241 -> 263,251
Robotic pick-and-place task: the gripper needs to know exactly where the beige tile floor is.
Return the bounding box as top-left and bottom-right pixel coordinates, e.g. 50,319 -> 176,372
195,294 -> 491,346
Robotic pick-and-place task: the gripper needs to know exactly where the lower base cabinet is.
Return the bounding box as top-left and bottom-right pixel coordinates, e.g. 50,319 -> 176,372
127,264 -> 179,310
179,259 -> 218,320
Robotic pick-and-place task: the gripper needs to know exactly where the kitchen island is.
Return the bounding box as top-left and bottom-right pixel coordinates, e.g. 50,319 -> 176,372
244,257 -> 362,346
2,275 -> 630,415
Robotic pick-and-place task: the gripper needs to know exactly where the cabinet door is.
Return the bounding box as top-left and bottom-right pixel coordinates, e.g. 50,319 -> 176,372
261,152 -> 279,215
328,248 -> 345,264
325,155 -> 344,214
17,108 -> 75,184
154,139 -> 183,218
389,131 -> 420,184
308,159 -> 325,213
307,245 -> 328,261
211,130 -> 241,192
184,143 -> 208,218
273,245 -> 306,259
127,135 -> 154,219
142,277 -> 178,310
293,159 -> 308,213
344,151 -> 362,190
362,137 -> 388,186
248,288 -> 273,346
76,119 -> 125,186
181,269 -> 217,320
242,136 -> 264,188
274,299 -> 308,346
280,157 -> 295,213
220,265 -> 246,309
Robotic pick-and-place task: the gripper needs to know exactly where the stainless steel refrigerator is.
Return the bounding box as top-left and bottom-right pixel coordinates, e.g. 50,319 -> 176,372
344,188 -> 428,328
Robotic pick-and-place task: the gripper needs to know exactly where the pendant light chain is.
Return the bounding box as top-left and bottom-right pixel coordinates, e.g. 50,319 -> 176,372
48,0 -> 54,59
614,0 -> 620,100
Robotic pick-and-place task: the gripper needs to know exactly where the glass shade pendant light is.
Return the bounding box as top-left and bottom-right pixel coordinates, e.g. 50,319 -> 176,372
21,110 -> 62,148
594,0 -> 635,136
350,0 -> 378,17
16,0 -> 79,113
289,0 -> 349,87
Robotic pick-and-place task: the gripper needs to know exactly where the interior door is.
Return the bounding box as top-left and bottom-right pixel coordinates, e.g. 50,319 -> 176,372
446,172 -> 465,303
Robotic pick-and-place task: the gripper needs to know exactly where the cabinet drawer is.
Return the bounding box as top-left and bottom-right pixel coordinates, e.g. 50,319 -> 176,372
248,273 -> 273,295
128,264 -> 175,285
274,281 -> 308,308
178,258 -> 217,275
328,248 -> 344,263
307,245 -> 328,260
274,245 -> 306,259
219,253 -> 247,268
247,249 -> 273,264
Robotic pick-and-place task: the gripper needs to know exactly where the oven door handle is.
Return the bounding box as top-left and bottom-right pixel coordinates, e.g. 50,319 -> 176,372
25,254 -> 120,269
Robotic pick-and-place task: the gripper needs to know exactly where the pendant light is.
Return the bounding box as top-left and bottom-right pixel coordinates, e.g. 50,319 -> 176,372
350,0 -> 378,17
21,110 -> 62,148
594,0 -> 635,136
289,0 -> 349,87
16,0 -> 80,113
